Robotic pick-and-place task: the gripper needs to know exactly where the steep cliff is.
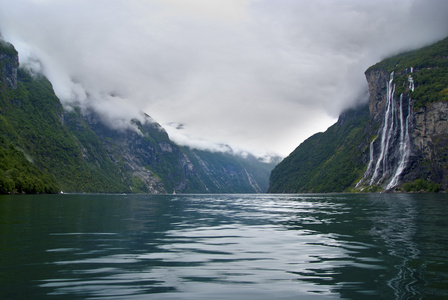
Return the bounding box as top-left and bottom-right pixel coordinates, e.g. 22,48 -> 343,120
269,37 -> 448,193
0,40 -> 18,89
358,37 -> 448,192
67,108 -> 275,194
268,105 -> 370,193
0,41 -> 130,193
0,40 -> 275,194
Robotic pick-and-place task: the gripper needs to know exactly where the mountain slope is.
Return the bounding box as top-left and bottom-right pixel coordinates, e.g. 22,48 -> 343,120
0,42 -> 130,193
67,107 -> 276,194
0,40 -> 274,194
268,106 -> 370,193
183,147 -> 275,193
269,37 -> 448,193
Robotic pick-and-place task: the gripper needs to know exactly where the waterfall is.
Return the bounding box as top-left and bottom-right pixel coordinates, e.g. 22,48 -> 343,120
370,72 -> 396,185
387,95 -> 412,189
358,71 -> 413,191
408,75 -> 414,92
355,137 -> 377,188
366,138 -> 376,176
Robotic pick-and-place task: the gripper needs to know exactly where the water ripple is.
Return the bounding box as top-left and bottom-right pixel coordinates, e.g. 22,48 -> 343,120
1,193 -> 447,299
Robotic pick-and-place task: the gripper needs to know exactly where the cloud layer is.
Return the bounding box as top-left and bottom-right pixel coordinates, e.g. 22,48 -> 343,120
1,0 -> 447,156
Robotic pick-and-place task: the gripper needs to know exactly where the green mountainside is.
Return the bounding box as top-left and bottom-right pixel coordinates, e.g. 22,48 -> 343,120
367,37 -> 448,110
269,37 -> 448,193
268,106 -> 370,193
0,40 -> 275,194
182,147 -> 275,193
0,45 -> 129,193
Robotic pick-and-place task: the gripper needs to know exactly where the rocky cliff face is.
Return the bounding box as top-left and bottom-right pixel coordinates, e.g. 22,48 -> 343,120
414,102 -> 448,160
357,54 -> 448,191
62,98 -> 275,194
71,109 -> 275,194
269,37 -> 448,193
0,39 -> 275,194
0,41 -> 18,90
409,101 -> 448,188
356,69 -> 416,191
365,69 -> 389,121
72,112 -> 273,194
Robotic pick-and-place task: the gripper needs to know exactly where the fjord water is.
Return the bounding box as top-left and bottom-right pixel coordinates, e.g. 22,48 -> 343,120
1,194 -> 447,299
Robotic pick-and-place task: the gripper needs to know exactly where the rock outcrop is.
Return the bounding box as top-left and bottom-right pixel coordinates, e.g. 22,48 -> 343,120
408,101 -> 448,189
0,41 -> 18,90
0,40 -> 276,194
269,37 -> 448,193
68,108 -> 275,194
357,38 -> 448,191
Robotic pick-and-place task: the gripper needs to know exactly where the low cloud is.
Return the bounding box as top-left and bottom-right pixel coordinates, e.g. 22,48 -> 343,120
0,0 -> 447,156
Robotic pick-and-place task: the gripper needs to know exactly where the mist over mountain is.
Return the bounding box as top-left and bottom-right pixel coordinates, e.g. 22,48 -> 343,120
0,40 -> 276,194
269,37 -> 448,193
1,0 -> 447,157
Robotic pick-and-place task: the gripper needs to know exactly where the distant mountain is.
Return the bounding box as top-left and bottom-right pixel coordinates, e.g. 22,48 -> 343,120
269,37 -> 448,193
0,40 -> 276,194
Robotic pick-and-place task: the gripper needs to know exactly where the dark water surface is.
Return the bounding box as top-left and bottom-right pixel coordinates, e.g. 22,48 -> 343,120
0,193 -> 447,299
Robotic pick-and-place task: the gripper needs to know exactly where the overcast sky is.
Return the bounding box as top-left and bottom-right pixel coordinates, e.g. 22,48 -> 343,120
1,0 -> 447,158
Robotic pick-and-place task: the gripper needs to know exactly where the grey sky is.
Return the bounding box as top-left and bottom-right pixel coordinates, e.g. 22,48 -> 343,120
1,0 -> 447,157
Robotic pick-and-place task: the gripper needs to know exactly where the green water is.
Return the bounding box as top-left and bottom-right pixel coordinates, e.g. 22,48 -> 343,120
0,193 -> 447,299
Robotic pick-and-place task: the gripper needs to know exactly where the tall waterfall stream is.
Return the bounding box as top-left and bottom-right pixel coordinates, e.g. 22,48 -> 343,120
358,70 -> 414,190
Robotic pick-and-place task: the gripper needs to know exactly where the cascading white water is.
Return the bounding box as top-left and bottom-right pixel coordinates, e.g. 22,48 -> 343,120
370,72 -> 396,185
359,70 -> 414,190
387,94 -> 412,189
355,137 -> 377,188
408,75 -> 415,92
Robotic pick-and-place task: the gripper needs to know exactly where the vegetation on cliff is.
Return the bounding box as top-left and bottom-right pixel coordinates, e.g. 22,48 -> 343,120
0,40 -> 274,194
368,37 -> 448,110
0,67 -> 130,193
268,106 -> 370,193
269,37 -> 448,193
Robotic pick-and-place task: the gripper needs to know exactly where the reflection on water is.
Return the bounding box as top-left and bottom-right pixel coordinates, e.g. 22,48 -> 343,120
368,194 -> 422,299
0,193 -> 447,299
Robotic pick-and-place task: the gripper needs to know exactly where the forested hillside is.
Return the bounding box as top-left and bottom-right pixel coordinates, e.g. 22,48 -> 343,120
0,42 -> 130,193
367,37 -> 448,110
0,40 -> 275,194
268,106 -> 370,193
269,37 -> 448,193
